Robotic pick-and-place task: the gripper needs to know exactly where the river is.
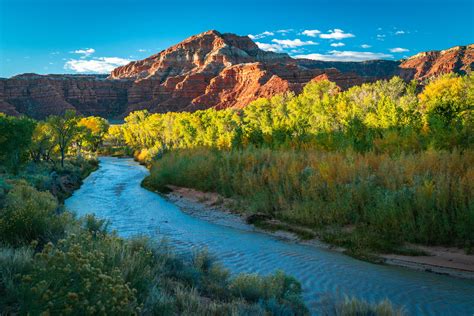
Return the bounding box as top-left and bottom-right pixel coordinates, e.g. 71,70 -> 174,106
65,157 -> 474,315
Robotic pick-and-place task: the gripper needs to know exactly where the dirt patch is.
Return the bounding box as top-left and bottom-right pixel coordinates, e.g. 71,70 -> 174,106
166,185 -> 236,212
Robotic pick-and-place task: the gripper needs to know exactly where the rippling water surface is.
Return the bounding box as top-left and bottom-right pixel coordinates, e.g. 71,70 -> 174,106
65,157 -> 474,315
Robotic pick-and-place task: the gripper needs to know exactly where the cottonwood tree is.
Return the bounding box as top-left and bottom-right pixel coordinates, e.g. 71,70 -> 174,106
0,114 -> 36,173
77,116 -> 109,152
29,122 -> 56,163
47,110 -> 80,167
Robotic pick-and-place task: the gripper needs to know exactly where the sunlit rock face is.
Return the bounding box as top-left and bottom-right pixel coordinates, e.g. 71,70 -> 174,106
1,30 -> 472,119
399,44 -> 474,80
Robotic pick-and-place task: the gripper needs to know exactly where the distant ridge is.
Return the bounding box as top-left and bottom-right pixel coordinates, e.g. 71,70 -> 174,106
0,30 -> 472,118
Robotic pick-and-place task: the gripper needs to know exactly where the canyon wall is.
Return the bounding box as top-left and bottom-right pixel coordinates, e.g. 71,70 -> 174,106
1,31 -> 472,119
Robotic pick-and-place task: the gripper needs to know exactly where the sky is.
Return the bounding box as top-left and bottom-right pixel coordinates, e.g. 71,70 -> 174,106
1,0 -> 473,77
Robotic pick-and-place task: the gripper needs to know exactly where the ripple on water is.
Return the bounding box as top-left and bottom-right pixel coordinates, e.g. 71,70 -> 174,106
65,157 -> 474,316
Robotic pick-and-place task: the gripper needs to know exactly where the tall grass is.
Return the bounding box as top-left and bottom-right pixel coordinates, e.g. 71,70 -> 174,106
145,147 -> 474,252
321,295 -> 406,316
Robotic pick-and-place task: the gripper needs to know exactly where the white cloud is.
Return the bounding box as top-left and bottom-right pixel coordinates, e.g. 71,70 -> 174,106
64,57 -> 131,73
389,47 -> 409,53
361,44 -> 371,49
271,38 -> 317,48
294,50 -> 393,62
290,48 -> 305,54
330,42 -> 345,47
395,30 -> 405,35
72,48 -> 96,58
248,31 -> 274,40
302,29 -> 321,37
276,29 -> 293,34
376,34 -> 386,41
319,29 -> 355,40
255,42 -> 284,52
138,49 -> 148,52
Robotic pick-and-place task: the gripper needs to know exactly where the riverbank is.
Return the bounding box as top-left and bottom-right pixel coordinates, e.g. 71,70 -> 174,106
0,157 -> 99,203
67,156 -> 474,315
158,184 -> 474,280
0,157 -> 312,315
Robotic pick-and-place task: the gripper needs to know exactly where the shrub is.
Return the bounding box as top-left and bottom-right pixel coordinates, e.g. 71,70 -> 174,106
16,234 -> 140,315
230,270 -> 306,313
0,183 -> 71,246
324,296 -> 406,316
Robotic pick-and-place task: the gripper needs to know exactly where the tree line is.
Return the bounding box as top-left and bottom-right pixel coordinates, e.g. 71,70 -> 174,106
0,111 -> 109,172
116,74 -> 473,163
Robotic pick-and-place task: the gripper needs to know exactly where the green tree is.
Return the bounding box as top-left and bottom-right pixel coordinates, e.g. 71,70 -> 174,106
0,114 -> 36,172
77,116 -> 109,151
419,74 -> 470,126
29,121 -> 56,162
47,110 -> 80,167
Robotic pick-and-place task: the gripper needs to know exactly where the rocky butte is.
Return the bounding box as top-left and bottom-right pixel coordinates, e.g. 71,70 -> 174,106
0,30 -> 472,119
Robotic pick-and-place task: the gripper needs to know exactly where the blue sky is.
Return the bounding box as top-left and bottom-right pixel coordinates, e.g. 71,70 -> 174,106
1,0 -> 473,77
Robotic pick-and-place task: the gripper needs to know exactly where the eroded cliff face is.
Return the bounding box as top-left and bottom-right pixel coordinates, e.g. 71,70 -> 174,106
399,44 -> 474,80
0,74 -> 131,119
1,30 -> 472,119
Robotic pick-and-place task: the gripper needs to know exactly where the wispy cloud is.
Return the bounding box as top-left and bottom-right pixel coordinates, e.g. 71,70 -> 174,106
290,48 -> 305,54
319,29 -> 355,40
276,29 -> 293,34
138,49 -> 148,52
294,50 -> 393,61
255,42 -> 284,52
271,38 -> 318,48
302,29 -> 321,37
248,31 -> 274,40
376,34 -> 386,41
361,44 -> 371,49
389,47 -> 409,53
395,30 -> 405,35
64,57 -> 131,73
330,42 -> 345,47
71,48 -> 95,58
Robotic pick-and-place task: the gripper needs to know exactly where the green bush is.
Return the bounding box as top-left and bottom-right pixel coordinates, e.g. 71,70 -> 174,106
16,234 -> 140,315
0,183 -> 71,246
230,270 -> 306,313
324,296 -> 406,316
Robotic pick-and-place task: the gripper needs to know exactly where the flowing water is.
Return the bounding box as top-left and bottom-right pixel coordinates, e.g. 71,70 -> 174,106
65,157 -> 474,315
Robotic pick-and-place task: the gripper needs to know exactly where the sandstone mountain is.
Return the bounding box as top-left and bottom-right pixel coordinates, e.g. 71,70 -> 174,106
0,30 -> 472,119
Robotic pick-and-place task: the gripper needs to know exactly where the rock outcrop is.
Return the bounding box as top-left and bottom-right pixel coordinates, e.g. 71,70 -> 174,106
1,30 -> 472,119
0,74 -> 131,119
399,44 -> 474,80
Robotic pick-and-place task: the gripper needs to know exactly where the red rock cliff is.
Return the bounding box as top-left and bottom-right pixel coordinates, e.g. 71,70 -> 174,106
1,31 -> 472,119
